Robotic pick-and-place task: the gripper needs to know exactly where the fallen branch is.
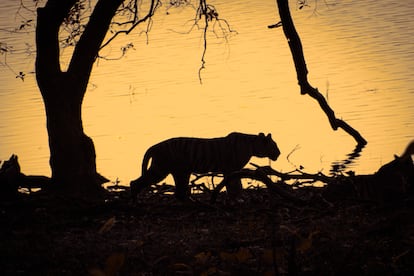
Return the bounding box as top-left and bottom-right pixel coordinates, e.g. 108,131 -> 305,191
210,168 -> 306,205
19,175 -> 51,190
190,172 -> 223,189
250,163 -> 333,184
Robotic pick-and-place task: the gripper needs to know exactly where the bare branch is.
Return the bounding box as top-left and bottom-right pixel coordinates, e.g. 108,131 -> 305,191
286,144 -> 301,168
195,1 -> 236,83
97,42 -> 136,61
165,0 -> 236,84
250,163 -> 333,184
275,0 -> 367,146
0,43 -> 20,78
99,0 -> 161,51
197,0 -> 209,84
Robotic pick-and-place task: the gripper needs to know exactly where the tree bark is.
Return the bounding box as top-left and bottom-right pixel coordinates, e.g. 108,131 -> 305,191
35,0 -> 123,194
275,0 -> 367,146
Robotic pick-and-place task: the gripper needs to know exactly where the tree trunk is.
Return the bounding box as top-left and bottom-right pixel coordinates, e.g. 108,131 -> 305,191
42,76 -> 106,193
35,0 -> 123,195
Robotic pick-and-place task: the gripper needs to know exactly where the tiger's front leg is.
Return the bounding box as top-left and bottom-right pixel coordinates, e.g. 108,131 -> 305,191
172,172 -> 191,201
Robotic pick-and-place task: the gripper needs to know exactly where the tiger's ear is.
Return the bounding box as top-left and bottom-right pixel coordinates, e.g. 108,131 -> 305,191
267,133 -> 272,139
259,132 -> 265,137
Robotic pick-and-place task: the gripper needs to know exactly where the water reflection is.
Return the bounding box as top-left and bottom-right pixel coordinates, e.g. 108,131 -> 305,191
330,143 -> 366,176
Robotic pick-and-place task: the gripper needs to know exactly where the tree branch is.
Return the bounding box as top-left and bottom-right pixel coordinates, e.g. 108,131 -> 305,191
249,163 -> 333,184
197,0 -> 209,84
68,0 -> 124,86
99,0 -> 160,50
275,0 -> 367,146
35,0 -> 77,82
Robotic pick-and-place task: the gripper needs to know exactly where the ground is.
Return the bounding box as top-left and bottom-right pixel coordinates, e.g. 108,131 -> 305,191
1,186 -> 414,275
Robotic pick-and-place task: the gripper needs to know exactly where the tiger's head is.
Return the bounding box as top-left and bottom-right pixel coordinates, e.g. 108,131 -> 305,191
255,133 -> 280,161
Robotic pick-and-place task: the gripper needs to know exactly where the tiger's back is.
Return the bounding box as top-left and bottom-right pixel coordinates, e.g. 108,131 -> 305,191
148,134 -> 260,174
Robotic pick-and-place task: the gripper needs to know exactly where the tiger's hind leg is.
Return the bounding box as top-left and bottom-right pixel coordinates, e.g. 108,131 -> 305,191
225,176 -> 243,199
130,169 -> 169,199
172,172 -> 191,201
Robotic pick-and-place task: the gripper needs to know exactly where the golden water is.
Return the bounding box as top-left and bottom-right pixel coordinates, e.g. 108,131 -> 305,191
1,0 -> 413,185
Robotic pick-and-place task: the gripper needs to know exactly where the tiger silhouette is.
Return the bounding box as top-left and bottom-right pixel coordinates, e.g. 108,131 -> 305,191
130,132 -> 280,200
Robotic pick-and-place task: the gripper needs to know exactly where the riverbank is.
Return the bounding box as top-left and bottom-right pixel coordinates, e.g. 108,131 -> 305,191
1,187 -> 413,275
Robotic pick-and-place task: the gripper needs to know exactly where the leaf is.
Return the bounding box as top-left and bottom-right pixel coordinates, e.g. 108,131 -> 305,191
194,251 -> 211,265
297,231 -> 319,254
16,72 -> 25,81
104,253 -> 125,276
220,247 -> 252,264
235,247 -> 252,263
200,267 -> 219,276
220,251 -> 237,263
88,253 -> 125,276
98,216 -> 116,234
262,249 -> 273,265
169,263 -> 193,273
88,267 -> 106,276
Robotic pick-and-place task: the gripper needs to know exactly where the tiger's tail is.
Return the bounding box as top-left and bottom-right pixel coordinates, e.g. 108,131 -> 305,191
141,148 -> 153,175
130,148 -> 153,199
